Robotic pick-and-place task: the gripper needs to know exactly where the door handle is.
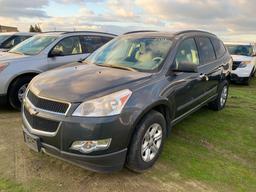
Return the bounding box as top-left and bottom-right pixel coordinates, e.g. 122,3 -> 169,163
199,73 -> 209,81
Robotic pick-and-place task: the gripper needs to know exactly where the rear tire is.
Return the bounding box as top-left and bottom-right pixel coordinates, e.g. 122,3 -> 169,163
8,76 -> 33,110
208,81 -> 229,111
126,110 -> 166,173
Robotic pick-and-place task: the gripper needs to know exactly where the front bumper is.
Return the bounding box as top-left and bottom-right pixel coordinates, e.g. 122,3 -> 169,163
22,98 -> 134,172
23,128 -> 127,172
230,74 -> 249,83
231,63 -> 254,78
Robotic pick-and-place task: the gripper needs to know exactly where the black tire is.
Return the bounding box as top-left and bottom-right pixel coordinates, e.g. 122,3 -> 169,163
208,80 -> 229,111
244,68 -> 255,85
252,68 -> 255,77
243,77 -> 251,86
126,110 -> 166,173
8,76 -> 33,110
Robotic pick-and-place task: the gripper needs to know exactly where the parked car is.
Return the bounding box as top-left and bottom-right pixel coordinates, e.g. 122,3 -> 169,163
0,32 -> 35,52
0,31 -> 116,109
225,42 -> 256,85
22,30 -> 232,173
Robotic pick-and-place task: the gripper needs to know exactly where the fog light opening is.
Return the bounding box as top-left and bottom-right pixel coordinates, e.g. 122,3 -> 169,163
70,138 -> 111,154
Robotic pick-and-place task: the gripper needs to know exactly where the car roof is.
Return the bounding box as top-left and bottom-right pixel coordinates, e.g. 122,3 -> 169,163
122,30 -> 217,39
0,32 -> 36,36
40,31 -> 117,37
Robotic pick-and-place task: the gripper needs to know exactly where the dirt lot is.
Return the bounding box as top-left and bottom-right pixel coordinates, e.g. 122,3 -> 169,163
0,79 -> 256,192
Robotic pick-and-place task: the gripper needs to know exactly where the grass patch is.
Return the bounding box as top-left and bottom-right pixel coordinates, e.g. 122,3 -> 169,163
158,79 -> 256,191
0,79 -> 255,192
0,179 -> 28,192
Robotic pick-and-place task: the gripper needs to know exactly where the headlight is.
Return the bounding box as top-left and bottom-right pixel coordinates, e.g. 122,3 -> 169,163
238,61 -> 251,68
72,89 -> 132,117
0,63 -> 9,72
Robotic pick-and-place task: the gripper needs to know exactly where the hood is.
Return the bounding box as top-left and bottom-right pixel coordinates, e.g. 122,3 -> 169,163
30,64 -> 152,102
231,55 -> 253,62
0,51 -> 32,62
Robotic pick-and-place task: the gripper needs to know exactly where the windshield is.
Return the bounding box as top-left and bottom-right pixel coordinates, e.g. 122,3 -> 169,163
86,36 -> 173,72
0,35 -> 11,44
226,44 -> 253,57
0,35 -> 31,49
9,35 -> 57,55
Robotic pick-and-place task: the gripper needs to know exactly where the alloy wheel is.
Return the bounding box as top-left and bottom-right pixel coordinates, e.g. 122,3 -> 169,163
220,85 -> 228,107
141,123 -> 163,162
18,84 -> 28,103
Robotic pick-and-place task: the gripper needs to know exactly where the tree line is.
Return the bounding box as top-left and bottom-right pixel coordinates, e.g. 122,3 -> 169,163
29,24 -> 42,32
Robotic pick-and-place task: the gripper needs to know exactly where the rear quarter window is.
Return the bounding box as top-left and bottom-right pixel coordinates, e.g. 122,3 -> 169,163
196,37 -> 216,64
211,37 -> 226,59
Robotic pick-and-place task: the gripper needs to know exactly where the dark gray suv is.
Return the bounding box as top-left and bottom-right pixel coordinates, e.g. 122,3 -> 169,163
22,30 -> 232,173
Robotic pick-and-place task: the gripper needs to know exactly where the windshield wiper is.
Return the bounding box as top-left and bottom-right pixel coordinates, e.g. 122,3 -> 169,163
95,64 -> 138,72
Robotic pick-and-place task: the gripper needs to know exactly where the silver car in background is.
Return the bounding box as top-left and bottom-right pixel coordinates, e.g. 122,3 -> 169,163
0,31 -> 116,109
0,32 -> 36,52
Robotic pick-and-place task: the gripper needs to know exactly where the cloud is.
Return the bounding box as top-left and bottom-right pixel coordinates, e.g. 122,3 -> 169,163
0,0 -> 255,41
0,0 -> 50,18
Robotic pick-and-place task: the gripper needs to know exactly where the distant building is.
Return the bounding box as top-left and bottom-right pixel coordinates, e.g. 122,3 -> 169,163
0,25 -> 18,32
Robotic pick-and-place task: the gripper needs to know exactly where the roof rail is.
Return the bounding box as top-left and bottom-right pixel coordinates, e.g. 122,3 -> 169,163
63,31 -> 117,36
41,31 -> 67,33
123,30 -> 158,35
41,31 -> 117,36
174,30 -> 216,36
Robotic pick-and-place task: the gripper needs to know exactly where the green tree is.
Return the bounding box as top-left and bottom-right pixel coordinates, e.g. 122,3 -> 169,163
29,24 -> 42,33
29,25 -> 35,32
34,24 -> 42,33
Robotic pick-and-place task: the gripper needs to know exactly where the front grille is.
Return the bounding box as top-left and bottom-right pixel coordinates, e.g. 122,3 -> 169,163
24,107 -> 60,133
27,90 -> 69,114
232,61 -> 241,70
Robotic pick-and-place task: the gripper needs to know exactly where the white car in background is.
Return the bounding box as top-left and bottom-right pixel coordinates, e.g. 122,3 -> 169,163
225,42 -> 256,85
0,31 -> 116,109
0,32 -> 35,52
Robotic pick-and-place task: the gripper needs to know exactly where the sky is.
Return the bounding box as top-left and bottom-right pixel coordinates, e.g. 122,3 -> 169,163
0,0 -> 256,41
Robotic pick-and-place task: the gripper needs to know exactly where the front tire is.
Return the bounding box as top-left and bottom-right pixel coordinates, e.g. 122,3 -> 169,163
126,110 -> 166,173
208,81 -> 229,111
8,76 -> 33,110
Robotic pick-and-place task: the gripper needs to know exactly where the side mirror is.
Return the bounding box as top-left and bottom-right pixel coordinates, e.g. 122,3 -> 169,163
172,61 -> 198,73
49,49 -> 63,57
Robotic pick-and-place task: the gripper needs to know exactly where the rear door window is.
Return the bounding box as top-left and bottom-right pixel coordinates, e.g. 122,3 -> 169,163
196,37 -> 216,64
81,36 -> 113,53
211,37 -> 226,59
175,38 -> 200,68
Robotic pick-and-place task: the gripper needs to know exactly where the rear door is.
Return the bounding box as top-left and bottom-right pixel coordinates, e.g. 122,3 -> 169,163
47,36 -> 87,70
195,36 -> 223,98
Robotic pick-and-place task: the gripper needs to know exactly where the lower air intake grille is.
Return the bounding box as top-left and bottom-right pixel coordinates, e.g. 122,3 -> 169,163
24,107 -> 60,133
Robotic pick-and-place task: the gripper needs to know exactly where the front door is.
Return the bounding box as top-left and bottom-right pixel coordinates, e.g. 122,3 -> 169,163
170,38 -> 206,118
47,36 -> 89,70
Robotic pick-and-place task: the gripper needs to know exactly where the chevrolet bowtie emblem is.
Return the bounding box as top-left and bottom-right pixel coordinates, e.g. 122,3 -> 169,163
28,107 -> 39,116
